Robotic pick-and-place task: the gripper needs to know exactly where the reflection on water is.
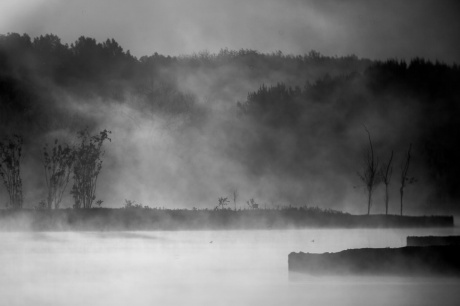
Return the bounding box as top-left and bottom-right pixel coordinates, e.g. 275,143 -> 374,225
1,228 -> 460,306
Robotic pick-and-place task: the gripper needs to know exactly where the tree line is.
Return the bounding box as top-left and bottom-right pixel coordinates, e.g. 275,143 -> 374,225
0,33 -> 369,96
1,33 -> 460,211
237,60 -> 460,210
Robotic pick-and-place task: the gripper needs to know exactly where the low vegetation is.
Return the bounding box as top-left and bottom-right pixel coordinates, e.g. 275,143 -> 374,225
0,206 -> 453,231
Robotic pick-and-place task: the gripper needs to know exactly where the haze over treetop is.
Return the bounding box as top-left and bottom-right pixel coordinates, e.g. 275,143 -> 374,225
2,0 -> 459,64
0,33 -> 459,213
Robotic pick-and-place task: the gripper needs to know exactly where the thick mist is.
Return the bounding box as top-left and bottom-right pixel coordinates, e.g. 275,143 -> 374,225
1,33 -> 459,214
3,229 -> 460,306
2,3 -> 460,306
5,78 -> 437,213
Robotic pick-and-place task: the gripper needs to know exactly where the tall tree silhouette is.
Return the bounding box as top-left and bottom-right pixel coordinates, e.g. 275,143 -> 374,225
358,127 -> 379,215
0,135 -> 23,208
380,151 -> 394,215
400,144 -> 415,216
71,129 -> 111,209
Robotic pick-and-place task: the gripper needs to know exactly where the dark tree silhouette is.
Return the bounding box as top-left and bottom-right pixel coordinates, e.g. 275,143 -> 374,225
71,129 -> 111,209
43,139 -> 74,209
380,151 -> 394,215
232,189 -> 238,211
358,127 -> 379,215
400,144 -> 415,216
217,197 -> 229,210
0,135 -> 23,208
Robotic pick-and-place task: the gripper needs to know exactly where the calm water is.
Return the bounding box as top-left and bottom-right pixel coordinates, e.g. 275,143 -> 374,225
1,228 -> 460,306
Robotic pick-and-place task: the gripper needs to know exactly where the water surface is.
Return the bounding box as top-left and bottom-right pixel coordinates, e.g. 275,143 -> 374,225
1,228 -> 460,306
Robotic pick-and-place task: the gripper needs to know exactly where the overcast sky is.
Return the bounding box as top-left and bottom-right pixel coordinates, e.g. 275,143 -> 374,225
1,0 -> 459,63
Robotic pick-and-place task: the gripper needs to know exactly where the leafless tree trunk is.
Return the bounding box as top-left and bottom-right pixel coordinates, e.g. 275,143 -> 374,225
380,151 -> 394,215
400,144 -> 413,216
43,140 -> 74,209
71,129 -> 111,209
358,127 -> 379,215
0,135 -> 23,209
232,189 -> 238,211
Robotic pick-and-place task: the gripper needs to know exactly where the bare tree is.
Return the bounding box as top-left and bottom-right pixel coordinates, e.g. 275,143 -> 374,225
357,127 -> 379,215
379,150 -> 394,215
71,129 -> 111,209
232,189 -> 238,211
43,140 -> 74,209
0,135 -> 23,208
400,144 -> 415,216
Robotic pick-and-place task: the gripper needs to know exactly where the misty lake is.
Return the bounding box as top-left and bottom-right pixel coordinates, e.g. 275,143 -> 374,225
1,228 -> 460,306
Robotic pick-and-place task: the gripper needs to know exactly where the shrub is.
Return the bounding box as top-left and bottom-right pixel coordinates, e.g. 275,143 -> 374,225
0,135 -> 23,208
43,139 -> 74,209
71,129 -> 111,209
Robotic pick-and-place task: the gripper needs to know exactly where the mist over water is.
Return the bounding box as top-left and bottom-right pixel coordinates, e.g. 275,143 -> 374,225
2,228 -> 460,306
1,1 -> 460,305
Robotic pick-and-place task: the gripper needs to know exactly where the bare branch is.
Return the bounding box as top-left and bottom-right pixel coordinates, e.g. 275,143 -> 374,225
357,126 -> 379,215
400,143 -> 414,216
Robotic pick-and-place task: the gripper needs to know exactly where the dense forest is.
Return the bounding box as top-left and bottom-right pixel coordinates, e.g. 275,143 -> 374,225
0,33 -> 459,213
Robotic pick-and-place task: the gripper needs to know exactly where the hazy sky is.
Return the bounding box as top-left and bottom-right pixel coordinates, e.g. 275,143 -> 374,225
1,0 -> 459,63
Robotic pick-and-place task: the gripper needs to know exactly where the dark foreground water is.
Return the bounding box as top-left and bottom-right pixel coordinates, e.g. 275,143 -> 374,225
1,228 -> 460,306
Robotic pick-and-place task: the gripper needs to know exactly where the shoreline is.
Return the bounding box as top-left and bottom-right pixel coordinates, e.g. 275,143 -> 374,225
0,208 -> 454,231
289,246 -> 460,276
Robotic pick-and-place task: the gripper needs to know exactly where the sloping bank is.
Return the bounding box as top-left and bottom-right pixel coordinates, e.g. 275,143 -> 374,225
289,246 -> 460,276
407,235 -> 460,246
0,208 -> 454,231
